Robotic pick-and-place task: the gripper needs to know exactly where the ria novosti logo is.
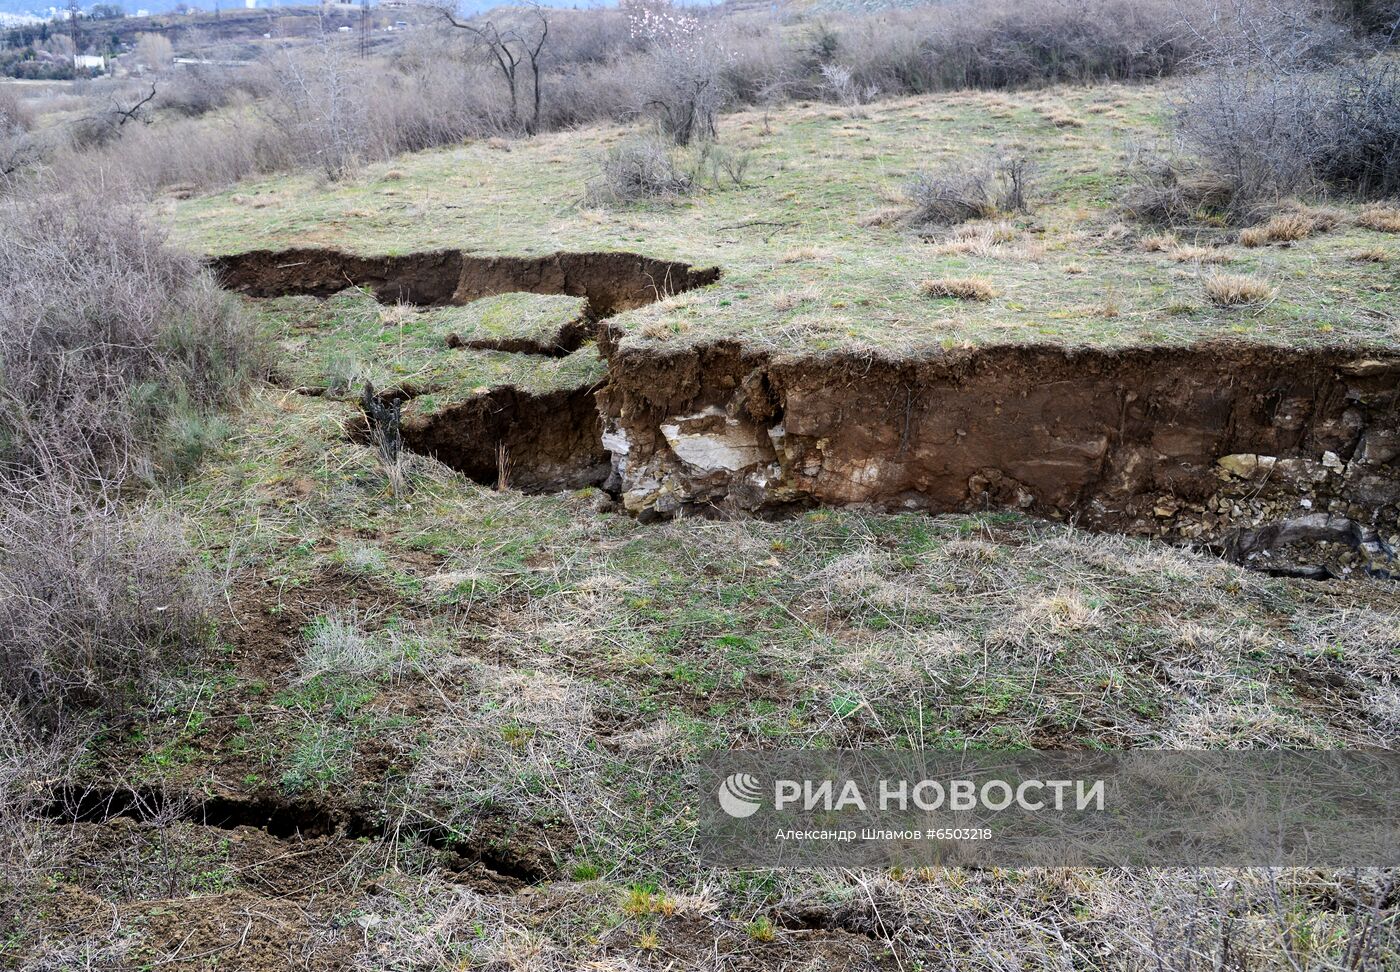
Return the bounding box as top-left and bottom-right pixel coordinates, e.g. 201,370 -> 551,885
717,772 -> 763,818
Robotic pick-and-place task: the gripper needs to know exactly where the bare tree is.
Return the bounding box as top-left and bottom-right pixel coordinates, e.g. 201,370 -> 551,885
625,0 -> 729,145
439,2 -> 550,134
111,83 -> 157,127
134,32 -> 174,72
266,23 -> 365,180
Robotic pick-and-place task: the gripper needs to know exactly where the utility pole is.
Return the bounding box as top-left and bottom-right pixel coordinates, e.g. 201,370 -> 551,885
66,0 -> 81,61
359,0 -> 368,58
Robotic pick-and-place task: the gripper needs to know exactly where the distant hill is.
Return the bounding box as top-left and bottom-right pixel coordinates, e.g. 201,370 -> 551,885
0,0 -> 623,20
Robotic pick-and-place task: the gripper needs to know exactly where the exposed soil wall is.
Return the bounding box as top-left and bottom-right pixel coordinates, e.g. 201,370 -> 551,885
401,384 -> 610,492
210,247 -> 721,316
212,246 -> 1400,575
597,341 -> 1400,572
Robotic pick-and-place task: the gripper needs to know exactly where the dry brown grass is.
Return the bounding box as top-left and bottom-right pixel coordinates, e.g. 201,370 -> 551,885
1358,205 -> 1400,233
1238,211 -> 1326,247
778,246 -> 832,264
1044,108 -> 1084,128
1138,231 -> 1178,252
1168,245 -> 1232,264
1350,247 -> 1390,263
920,276 -> 997,301
857,206 -> 905,227
1203,272 -> 1275,307
927,221 -> 1043,260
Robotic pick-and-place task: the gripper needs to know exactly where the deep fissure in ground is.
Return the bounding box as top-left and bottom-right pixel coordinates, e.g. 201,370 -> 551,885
44,784 -> 552,887
216,249 -> 1400,578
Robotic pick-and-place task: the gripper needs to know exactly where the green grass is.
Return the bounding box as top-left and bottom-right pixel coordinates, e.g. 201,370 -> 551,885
260,288 -> 604,406
170,83 -> 1398,355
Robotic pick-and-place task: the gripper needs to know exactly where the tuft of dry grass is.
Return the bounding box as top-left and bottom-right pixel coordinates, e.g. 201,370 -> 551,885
1168,245 -> 1232,264
857,206 -> 905,228
1138,231 -> 1178,252
1239,211 -> 1324,247
1358,205 -> 1400,233
1203,272 -> 1275,307
920,276 -> 997,301
1043,108 -> 1084,128
1350,247 -> 1390,263
927,221 -> 1042,260
778,246 -> 832,264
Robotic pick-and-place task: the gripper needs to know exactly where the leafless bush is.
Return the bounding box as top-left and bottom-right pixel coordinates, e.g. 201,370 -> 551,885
0,89 -> 40,181
0,193 -> 259,485
0,88 -> 32,133
264,32 -> 367,181
820,63 -> 878,115
1145,57 -> 1400,221
155,62 -> 274,118
905,153 -> 1034,227
626,0 -> 730,145
0,478 -> 215,724
0,699 -> 79,951
1174,0 -> 1356,68
586,135 -> 693,205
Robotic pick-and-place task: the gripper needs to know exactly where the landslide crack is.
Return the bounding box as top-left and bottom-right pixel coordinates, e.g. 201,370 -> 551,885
216,249 -> 1400,578
210,247 -> 721,319
44,786 -> 551,887
216,246 -> 721,490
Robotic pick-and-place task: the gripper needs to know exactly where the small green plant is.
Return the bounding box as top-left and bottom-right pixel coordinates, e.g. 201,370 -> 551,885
570,861 -> 603,881
745,916 -> 777,942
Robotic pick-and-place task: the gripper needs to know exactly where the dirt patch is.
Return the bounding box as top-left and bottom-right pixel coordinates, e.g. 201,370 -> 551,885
210,247 -> 721,317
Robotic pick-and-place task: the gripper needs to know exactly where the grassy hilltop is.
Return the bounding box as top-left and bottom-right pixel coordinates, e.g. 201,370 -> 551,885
173,84 -> 1398,359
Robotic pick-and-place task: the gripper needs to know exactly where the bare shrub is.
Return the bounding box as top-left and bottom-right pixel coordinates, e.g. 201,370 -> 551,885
833,0 -> 1204,98
697,140 -> 751,187
1151,58 -> 1400,221
0,194 -> 259,485
0,699 -> 78,945
586,135 -> 693,205
625,0 -> 730,145
155,62 -> 273,118
134,33 -> 174,72
820,62 -> 878,115
905,153 -> 1033,227
0,89 -> 40,181
0,88 -> 32,133
0,478 -> 214,724
264,32 -> 367,181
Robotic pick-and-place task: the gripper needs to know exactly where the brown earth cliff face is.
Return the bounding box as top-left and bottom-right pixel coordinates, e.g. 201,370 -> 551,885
211,247 -> 721,314
212,248 -> 1400,575
599,342 -> 1399,532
